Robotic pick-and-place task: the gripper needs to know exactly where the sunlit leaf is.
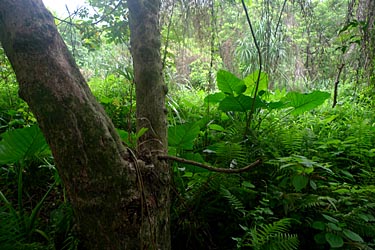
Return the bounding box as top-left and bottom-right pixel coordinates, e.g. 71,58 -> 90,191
243,70 -> 268,96
218,95 -> 252,112
217,70 -> 246,95
208,124 -> 225,132
204,92 -> 226,104
282,91 -> 330,115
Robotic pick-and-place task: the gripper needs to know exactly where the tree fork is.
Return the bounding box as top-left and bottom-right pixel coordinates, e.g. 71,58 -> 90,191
0,0 -> 171,249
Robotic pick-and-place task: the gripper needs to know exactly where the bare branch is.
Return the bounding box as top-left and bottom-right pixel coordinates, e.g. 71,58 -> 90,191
159,155 -> 262,173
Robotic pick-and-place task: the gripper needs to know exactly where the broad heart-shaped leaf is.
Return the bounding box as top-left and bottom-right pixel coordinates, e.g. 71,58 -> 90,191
243,70 -> 268,96
217,70 -> 246,95
168,122 -> 200,150
325,233 -> 344,248
292,175 -> 309,191
204,92 -> 226,104
0,125 -> 49,165
219,95 -> 268,112
218,94 -> 252,112
282,91 -> 330,115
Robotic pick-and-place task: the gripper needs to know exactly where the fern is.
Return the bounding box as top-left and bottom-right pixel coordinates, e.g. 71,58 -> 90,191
299,194 -> 337,210
265,233 -> 300,250
221,186 -> 246,215
213,141 -> 247,167
235,218 -> 299,250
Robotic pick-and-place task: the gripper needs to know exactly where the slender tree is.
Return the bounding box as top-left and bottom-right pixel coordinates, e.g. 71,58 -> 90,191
0,0 -> 170,249
356,0 -> 375,85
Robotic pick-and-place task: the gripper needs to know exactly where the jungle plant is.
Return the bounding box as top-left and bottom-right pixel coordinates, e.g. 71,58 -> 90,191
233,218 -> 299,250
0,125 -> 55,248
204,69 -> 331,136
269,155 -> 334,192
311,213 -> 369,249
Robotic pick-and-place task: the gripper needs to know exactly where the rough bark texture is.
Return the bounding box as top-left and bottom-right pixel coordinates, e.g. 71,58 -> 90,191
0,0 -> 170,249
128,0 -> 168,154
356,0 -> 375,84
128,0 -> 171,247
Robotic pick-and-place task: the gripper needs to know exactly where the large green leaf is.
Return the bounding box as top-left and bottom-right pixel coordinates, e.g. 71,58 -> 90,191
282,91 -> 330,115
292,175 -> 309,191
168,122 -> 200,150
218,94 -> 252,112
343,229 -> 363,242
243,70 -> 269,96
325,233 -> 344,248
217,70 -> 246,95
204,92 -> 226,104
0,125 -> 49,165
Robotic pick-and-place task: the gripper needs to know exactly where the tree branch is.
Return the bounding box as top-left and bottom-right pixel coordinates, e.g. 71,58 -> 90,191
159,155 -> 262,173
332,63 -> 345,108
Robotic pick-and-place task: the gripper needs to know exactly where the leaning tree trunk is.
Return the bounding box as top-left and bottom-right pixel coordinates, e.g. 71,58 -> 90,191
0,0 -> 170,249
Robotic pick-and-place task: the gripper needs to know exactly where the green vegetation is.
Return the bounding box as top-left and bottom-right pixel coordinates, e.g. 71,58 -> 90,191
1,0 -> 375,249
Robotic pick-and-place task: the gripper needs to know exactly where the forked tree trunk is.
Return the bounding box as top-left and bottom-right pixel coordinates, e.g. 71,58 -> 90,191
0,0 -> 170,249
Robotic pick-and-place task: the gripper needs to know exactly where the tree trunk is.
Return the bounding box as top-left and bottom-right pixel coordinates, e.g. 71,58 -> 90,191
0,0 -> 170,249
357,0 -> 375,85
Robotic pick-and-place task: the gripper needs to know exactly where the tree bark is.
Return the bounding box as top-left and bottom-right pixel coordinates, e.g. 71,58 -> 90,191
128,0 -> 168,154
356,0 -> 375,85
0,0 -> 170,249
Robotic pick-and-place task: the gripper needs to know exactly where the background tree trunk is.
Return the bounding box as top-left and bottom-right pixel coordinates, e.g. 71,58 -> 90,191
357,0 -> 375,85
0,0 -> 170,249
128,0 -> 168,154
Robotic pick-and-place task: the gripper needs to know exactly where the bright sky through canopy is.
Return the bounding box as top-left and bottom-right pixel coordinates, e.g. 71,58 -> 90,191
42,0 -> 87,15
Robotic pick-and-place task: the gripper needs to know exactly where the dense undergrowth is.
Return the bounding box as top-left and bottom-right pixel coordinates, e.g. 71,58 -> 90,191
2,0 -> 375,248
1,67 -> 375,249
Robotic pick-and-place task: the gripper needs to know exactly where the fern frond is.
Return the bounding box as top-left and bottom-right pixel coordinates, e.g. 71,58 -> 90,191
215,141 -> 247,166
256,218 -> 293,237
299,194 -> 337,210
239,218 -> 299,250
266,233 -> 299,250
220,187 -> 246,215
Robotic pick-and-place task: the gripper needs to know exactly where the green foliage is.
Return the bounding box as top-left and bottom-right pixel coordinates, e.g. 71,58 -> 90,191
233,219 -> 299,250
0,125 -> 49,165
1,1 -> 375,249
168,122 -> 201,151
281,91 -> 331,115
206,69 -> 330,115
0,125 -> 74,249
0,181 -> 56,248
88,74 -> 134,130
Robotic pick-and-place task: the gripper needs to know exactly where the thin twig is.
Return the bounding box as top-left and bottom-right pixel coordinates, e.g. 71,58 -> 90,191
159,155 -> 262,173
274,0 -> 287,38
91,0 -> 124,25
